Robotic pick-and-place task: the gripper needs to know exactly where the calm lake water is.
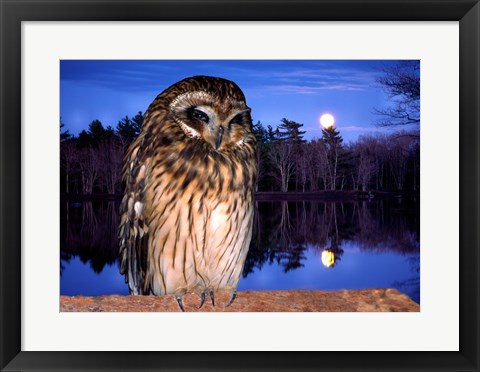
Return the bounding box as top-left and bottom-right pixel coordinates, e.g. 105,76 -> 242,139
60,197 -> 420,303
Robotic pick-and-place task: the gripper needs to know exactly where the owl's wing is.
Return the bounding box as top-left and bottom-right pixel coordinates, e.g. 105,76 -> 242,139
118,143 -> 150,295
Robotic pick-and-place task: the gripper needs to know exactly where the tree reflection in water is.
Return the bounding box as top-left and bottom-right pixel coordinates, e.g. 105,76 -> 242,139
244,199 -> 419,276
61,200 -> 121,274
60,198 -> 420,300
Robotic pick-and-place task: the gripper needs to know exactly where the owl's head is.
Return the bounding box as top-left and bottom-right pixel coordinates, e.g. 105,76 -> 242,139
149,76 -> 255,152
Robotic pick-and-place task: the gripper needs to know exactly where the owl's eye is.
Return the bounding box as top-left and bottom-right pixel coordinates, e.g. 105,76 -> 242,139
188,108 -> 209,123
229,113 -> 243,126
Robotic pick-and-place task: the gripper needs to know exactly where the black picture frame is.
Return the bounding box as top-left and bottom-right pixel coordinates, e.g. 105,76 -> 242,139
1,0 -> 478,371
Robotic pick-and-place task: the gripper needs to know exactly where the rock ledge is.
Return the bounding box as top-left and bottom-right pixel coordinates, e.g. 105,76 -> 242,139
60,289 -> 419,312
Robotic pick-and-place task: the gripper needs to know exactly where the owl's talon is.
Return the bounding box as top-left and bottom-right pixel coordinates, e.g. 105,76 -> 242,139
209,289 -> 215,307
198,291 -> 206,309
176,295 -> 186,312
226,291 -> 237,307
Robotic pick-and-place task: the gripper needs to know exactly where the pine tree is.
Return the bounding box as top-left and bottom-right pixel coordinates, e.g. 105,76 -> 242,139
116,116 -> 134,143
77,119 -> 114,148
321,126 -> 343,150
60,119 -> 71,141
266,125 -> 277,143
274,118 -> 306,190
105,125 -> 115,139
87,120 -> 108,145
77,130 -> 92,148
321,127 -> 344,190
131,111 -> 144,132
117,112 -> 143,145
252,120 -> 268,144
276,118 -> 306,144
252,121 -> 273,191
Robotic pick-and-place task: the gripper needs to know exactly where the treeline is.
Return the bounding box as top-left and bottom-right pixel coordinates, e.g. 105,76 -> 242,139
254,119 -> 419,193
60,115 -> 420,195
60,113 -> 142,195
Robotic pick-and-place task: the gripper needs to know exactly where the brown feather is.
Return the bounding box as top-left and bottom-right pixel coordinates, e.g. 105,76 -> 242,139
119,76 -> 257,299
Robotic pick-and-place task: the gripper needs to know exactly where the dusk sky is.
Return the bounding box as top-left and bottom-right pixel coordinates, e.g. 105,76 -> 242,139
60,60 -> 417,142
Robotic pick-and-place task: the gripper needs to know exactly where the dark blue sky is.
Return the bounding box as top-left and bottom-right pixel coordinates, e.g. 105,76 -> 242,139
60,60 -> 413,142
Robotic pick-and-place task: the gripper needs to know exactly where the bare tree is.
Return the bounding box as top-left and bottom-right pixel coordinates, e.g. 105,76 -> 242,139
295,146 -> 309,192
352,134 -> 389,190
321,127 -> 344,190
411,141 -> 420,192
307,139 -> 329,191
369,135 -> 388,190
78,147 -> 99,195
358,153 -> 376,191
255,142 -> 270,192
386,133 -> 413,191
374,61 -> 420,127
350,139 -> 377,191
269,141 -> 295,192
98,139 -> 124,194
60,141 -> 77,194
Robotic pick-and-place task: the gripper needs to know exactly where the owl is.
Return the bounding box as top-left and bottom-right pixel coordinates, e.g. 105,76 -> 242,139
118,76 -> 257,311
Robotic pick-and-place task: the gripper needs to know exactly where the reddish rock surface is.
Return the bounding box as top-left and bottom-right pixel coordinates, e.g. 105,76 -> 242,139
60,289 -> 419,312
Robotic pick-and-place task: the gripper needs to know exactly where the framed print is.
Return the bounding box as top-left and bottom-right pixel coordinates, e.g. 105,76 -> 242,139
58,58 -> 423,313
1,0 -> 479,371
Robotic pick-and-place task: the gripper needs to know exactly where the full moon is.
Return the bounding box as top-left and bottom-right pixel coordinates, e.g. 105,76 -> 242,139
320,113 -> 335,129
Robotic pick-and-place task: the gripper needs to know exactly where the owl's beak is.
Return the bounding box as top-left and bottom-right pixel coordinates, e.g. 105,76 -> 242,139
215,127 -> 224,150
